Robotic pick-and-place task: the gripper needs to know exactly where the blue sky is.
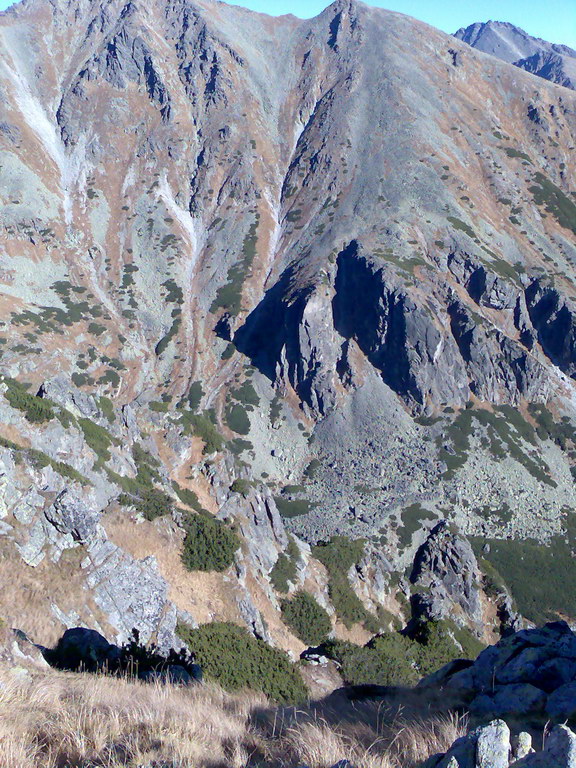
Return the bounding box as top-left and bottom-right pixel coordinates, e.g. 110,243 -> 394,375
1,0 -> 574,49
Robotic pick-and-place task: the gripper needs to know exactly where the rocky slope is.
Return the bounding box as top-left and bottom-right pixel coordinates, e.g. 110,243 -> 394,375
454,21 -> 576,90
0,0 -> 575,661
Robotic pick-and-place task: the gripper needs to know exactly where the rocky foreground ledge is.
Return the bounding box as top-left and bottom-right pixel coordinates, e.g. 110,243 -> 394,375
430,720 -> 576,768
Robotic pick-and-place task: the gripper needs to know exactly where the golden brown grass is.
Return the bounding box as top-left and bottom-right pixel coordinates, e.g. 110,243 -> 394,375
0,668 -> 465,768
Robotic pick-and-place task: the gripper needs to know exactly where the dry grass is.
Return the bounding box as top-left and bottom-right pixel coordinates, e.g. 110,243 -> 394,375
0,668 -> 466,768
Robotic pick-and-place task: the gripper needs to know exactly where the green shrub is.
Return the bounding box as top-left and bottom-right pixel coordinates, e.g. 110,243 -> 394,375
177,621 -> 307,704
3,378 -> 55,423
270,537 -> 300,592
118,487 -> 173,520
231,381 -> 259,407
181,411 -> 224,454
323,620 -> 484,687
78,418 -> 117,463
281,591 -> 331,645
274,497 -> 318,518
323,637 -> 418,687
225,403 -> 250,435
181,513 -> 239,572
98,396 -> 115,422
187,381 -> 204,412
312,537 -> 378,629
172,482 -> 203,511
230,478 -> 251,497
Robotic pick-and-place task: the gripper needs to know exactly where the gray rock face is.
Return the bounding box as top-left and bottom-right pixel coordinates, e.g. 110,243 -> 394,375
44,489 -> 101,544
410,521 -> 482,625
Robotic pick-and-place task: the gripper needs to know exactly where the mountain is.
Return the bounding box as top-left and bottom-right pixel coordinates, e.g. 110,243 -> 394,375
0,0 -> 576,667
454,20 -> 576,89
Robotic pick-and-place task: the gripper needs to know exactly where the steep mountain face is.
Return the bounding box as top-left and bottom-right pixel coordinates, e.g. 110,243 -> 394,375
0,0 -> 576,662
454,21 -> 576,90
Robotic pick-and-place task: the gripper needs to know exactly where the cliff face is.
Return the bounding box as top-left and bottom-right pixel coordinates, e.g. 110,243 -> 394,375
0,0 -> 575,654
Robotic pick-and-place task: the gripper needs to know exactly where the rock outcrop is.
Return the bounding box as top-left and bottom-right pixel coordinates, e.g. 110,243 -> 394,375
421,622 -> 576,720
433,720 -> 576,768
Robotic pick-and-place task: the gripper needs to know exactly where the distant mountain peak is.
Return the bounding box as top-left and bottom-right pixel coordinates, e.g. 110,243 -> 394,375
454,20 -> 576,90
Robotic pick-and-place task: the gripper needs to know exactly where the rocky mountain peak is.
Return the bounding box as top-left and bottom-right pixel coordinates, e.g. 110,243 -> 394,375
454,19 -> 576,89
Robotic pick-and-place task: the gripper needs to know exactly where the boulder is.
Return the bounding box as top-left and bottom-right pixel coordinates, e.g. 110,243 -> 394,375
44,489 -> 101,544
513,725 -> 576,767
546,682 -> 576,720
140,664 -> 194,686
50,627 -> 120,672
435,720 -> 510,768
471,684 -> 546,718
475,720 -> 510,768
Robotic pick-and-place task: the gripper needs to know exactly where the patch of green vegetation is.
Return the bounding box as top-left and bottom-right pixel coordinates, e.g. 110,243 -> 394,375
323,619 -> 484,686
274,497 -> 318,518
270,537 -> 301,593
118,487 -> 173,521
281,591 -> 331,645
228,438 -> 253,456
27,449 -> 88,485
210,220 -> 259,316
0,431 -> 87,484
304,459 -> 321,479
2,377 -> 55,423
88,323 -> 106,336
230,380 -> 259,407
78,418 -> 117,464
438,407 -> 554,486
270,394 -> 282,424
471,536 -> 576,625
221,343 -> 235,360
155,317 -> 182,356
150,399 -> 171,413
177,621 -> 307,704
312,536 -> 378,630
501,146 -> 532,163
528,404 -> 576,449
180,411 -> 224,454
171,482 -> 203,512
187,381 -> 204,412
529,172 -> 576,236
397,504 -> 436,549
98,397 -> 115,423
230,478 -> 252,496
181,512 -> 240,572
447,216 -> 478,240
225,402 -> 250,435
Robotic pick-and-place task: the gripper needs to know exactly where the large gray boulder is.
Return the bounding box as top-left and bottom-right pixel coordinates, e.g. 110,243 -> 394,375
433,720 -> 510,768
44,489 -> 101,544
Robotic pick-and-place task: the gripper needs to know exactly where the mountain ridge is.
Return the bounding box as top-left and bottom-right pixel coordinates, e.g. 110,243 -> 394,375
454,19 -> 576,90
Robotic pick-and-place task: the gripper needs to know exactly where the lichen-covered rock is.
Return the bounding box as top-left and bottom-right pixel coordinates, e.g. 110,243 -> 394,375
44,489 -> 101,544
